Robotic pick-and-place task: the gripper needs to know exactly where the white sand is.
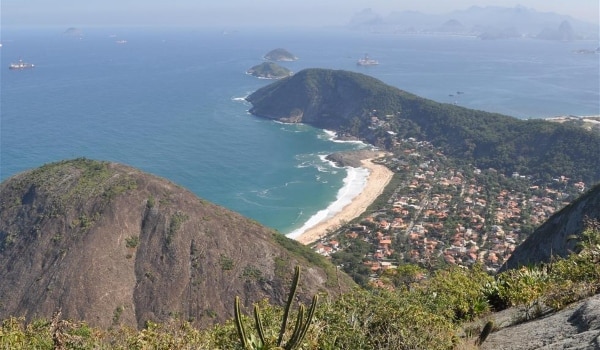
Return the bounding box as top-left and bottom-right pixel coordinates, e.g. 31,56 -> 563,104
294,155 -> 393,245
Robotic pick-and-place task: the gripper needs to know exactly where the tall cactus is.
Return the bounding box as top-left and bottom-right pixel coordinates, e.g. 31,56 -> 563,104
234,296 -> 250,349
234,266 -> 319,350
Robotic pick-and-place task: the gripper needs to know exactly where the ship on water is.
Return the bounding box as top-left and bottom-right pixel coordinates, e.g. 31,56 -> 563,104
9,59 -> 35,70
357,53 -> 379,66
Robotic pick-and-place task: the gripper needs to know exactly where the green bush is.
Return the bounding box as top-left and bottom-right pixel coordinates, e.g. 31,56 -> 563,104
420,264 -> 493,322
2,228 -> 600,350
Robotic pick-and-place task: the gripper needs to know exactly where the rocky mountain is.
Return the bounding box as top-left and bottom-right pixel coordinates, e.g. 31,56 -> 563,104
536,20 -> 577,41
246,68 -> 600,184
348,5 -> 599,40
0,159 -> 354,329
500,183 -> 600,272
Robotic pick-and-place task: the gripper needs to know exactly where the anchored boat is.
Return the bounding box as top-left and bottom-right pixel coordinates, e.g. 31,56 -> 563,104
9,59 -> 35,70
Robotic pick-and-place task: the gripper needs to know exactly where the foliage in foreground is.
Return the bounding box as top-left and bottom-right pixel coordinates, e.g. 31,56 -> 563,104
234,266 -> 318,350
1,223 -> 598,349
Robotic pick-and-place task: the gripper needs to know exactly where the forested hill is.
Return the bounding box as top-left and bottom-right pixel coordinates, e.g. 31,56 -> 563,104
247,68 -> 600,183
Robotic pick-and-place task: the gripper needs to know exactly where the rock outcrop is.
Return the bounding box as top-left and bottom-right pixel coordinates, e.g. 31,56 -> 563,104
481,294 -> 600,349
500,183 -> 600,272
0,159 -> 354,329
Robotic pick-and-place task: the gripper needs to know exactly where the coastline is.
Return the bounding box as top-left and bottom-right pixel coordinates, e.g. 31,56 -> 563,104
292,152 -> 394,245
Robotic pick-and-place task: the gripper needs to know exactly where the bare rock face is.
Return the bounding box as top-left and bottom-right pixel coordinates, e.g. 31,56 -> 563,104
481,294 -> 600,349
0,159 -> 353,329
500,183 -> 600,272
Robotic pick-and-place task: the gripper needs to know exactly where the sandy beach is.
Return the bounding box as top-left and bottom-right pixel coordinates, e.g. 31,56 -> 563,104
294,153 -> 394,245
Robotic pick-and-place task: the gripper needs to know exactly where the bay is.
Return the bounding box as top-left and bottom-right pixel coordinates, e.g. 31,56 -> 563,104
1,27 -> 598,234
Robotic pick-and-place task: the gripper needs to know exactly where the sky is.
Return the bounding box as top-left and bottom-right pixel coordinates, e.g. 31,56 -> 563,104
1,0 -> 599,28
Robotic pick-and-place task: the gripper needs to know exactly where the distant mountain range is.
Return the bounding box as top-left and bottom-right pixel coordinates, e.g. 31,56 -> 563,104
348,6 -> 599,40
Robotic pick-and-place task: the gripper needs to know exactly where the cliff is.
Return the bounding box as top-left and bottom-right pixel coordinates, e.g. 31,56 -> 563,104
0,159 -> 354,329
500,183 -> 600,272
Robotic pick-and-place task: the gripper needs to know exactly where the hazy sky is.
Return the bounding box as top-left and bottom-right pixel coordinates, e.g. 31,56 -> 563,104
2,0 -> 598,28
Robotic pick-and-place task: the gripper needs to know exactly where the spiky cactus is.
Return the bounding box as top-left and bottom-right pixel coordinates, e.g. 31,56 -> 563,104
234,266 -> 319,350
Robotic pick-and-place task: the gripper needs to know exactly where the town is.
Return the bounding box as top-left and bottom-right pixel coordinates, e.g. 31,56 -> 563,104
310,136 -> 587,286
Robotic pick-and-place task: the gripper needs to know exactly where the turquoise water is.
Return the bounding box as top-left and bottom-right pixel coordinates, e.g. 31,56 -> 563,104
1,27 -> 598,234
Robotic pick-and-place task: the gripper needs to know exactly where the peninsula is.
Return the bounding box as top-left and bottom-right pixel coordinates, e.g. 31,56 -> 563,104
247,68 -> 600,184
246,68 -> 600,244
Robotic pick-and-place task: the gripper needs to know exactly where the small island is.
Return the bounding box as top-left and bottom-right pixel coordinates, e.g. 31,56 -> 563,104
246,62 -> 293,79
264,48 -> 298,61
63,27 -> 83,37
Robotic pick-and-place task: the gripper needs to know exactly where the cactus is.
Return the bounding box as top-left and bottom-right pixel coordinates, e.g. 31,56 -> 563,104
234,266 -> 319,350
234,296 -> 250,349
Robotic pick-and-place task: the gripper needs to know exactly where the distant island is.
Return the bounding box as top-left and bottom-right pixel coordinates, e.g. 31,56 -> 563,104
246,62 -> 292,79
264,48 -> 298,61
63,27 -> 83,37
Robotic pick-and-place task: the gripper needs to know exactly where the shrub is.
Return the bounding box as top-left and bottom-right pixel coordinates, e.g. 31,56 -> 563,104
420,264 -> 493,322
125,235 -> 140,249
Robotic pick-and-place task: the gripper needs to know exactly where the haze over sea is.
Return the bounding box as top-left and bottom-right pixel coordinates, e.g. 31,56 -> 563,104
2,27 -> 599,235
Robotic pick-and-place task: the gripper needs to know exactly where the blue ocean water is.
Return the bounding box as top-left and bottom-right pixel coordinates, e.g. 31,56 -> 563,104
1,27 -> 599,234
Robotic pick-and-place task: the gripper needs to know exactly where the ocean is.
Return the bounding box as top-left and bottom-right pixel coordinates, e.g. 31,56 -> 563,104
1,27 -> 598,235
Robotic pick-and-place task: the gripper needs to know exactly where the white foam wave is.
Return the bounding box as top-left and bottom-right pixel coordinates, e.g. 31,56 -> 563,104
287,166 -> 369,238
322,129 -> 337,140
231,92 -> 251,102
318,129 -> 368,146
296,161 -> 311,168
332,138 -> 368,146
318,154 -> 337,167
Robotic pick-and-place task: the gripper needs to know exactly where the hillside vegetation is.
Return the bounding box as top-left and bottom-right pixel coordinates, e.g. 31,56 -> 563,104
263,48 -> 298,62
246,62 -> 292,79
1,219 -> 598,348
1,161 -> 599,348
247,69 -> 600,183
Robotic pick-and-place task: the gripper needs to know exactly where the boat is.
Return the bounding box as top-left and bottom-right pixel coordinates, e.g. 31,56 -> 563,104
9,59 -> 35,70
357,54 -> 379,66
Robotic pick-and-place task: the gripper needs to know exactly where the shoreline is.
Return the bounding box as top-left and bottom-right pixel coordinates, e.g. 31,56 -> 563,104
292,152 -> 394,245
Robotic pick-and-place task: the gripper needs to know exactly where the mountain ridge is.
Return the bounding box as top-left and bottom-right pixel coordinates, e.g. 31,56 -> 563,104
247,68 -> 600,184
348,5 -> 599,39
